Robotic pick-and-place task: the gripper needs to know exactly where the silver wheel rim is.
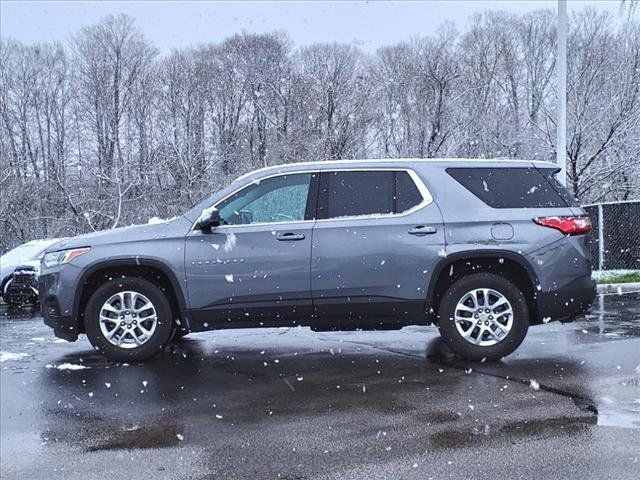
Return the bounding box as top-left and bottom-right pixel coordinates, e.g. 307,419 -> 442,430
454,288 -> 513,347
99,291 -> 158,349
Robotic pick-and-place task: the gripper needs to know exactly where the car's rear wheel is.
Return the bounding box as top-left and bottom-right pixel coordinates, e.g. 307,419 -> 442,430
84,277 -> 174,361
437,273 -> 529,361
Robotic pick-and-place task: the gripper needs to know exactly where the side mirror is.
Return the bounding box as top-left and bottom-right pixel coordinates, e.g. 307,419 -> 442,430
196,207 -> 220,232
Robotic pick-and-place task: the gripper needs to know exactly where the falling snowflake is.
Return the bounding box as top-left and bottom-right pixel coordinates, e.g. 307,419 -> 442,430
223,232 -> 237,252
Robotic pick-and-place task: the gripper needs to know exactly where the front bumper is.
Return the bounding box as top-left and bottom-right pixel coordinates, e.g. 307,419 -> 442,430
39,269 -> 82,341
43,312 -> 80,341
536,275 -> 596,323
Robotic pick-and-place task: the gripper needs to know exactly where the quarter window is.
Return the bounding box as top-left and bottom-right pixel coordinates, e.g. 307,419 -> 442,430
217,173 -> 313,225
447,168 -> 578,208
395,171 -> 423,213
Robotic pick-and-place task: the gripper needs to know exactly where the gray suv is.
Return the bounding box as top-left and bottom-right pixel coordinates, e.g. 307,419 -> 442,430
40,159 -> 596,362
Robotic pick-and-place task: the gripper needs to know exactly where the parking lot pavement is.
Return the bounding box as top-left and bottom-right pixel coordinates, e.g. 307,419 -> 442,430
1,293 -> 639,480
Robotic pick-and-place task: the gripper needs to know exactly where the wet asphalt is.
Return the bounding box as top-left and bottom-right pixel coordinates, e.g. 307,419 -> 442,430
1,293 -> 639,480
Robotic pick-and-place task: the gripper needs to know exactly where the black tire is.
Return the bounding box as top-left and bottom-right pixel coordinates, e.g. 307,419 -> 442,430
437,273 -> 529,361
84,276 -> 174,362
4,296 -> 30,311
5,300 -> 23,313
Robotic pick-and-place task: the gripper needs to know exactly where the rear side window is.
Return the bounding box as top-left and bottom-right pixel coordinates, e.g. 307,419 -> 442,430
446,167 -> 578,208
318,170 -> 424,219
320,171 -> 394,218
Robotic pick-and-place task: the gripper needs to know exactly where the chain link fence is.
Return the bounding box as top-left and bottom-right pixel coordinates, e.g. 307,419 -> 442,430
583,200 -> 640,270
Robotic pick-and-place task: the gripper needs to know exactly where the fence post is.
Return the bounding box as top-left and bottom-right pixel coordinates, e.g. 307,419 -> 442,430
597,203 -> 604,270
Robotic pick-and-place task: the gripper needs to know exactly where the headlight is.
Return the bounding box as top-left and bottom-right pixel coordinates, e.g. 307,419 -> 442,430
42,247 -> 91,268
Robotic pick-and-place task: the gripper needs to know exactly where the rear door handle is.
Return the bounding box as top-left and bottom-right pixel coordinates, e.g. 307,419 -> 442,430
408,225 -> 437,235
276,232 -> 305,241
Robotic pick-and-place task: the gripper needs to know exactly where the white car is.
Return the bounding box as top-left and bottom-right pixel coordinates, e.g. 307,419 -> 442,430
1,239 -> 62,307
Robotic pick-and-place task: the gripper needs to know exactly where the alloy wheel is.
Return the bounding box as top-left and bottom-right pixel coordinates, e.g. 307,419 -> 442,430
453,288 -> 514,346
99,291 -> 158,349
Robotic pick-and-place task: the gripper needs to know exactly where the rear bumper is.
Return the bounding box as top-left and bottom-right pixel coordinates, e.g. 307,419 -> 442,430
536,275 -> 596,323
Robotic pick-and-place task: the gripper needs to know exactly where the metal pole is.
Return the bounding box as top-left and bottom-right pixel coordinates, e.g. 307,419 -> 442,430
557,0 -> 567,186
597,203 -> 604,270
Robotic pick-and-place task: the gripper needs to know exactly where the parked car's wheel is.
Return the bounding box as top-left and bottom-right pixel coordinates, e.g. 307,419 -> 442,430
1,277 -> 14,306
437,273 -> 529,361
84,277 -> 174,362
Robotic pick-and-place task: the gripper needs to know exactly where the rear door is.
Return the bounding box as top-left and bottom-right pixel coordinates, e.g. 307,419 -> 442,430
310,169 -> 445,324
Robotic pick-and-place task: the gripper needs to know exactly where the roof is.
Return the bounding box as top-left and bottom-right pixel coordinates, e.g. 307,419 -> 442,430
234,157 -> 558,182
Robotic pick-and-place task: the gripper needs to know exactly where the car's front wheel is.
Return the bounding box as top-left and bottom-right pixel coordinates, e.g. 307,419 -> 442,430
437,273 -> 529,361
84,277 -> 174,361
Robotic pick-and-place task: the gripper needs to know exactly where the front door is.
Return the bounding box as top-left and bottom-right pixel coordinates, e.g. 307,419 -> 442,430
185,172 -> 318,328
311,169 -> 444,325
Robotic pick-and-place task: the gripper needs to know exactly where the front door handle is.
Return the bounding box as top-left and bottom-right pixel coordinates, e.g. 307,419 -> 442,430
408,225 -> 437,235
276,232 -> 306,241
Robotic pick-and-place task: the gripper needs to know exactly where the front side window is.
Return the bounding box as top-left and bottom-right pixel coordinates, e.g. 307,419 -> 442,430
318,170 -> 424,219
217,173 -> 313,225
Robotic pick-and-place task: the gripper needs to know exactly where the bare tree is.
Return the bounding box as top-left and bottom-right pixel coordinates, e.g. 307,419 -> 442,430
72,14 -> 157,228
1,8 -> 638,250
563,10 -> 640,200
296,43 -> 370,160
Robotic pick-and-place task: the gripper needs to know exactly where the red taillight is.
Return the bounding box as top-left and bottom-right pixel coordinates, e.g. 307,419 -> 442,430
533,216 -> 592,235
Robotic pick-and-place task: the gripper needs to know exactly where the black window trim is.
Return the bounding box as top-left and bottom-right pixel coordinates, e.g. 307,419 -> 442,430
192,168 -> 432,230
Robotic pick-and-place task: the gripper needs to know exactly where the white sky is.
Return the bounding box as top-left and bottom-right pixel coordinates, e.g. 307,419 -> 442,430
0,0 -> 625,52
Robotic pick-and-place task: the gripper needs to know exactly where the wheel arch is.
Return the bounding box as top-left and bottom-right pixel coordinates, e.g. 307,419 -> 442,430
1,274 -> 12,296
74,258 -> 189,333
426,250 -> 540,324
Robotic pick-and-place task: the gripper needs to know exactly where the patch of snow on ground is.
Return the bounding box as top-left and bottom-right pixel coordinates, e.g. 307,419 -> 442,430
54,363 -> 90,370
0,351 -> 30,362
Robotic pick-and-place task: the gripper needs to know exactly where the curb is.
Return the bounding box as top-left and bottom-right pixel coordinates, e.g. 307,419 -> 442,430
596,282 -> 640,294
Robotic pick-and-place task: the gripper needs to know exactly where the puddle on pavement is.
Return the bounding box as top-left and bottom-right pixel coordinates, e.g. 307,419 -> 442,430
595,393 -> 640,429
597,408 -> 640,429
84,424 -> 184,451
581,293 -> 640,340
579,321 -> 640,340
430,415 -> 596,449
41,409 -> 185,451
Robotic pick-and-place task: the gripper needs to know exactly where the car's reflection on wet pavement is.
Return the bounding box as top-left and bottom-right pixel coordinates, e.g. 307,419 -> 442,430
1,293 -> 639,480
